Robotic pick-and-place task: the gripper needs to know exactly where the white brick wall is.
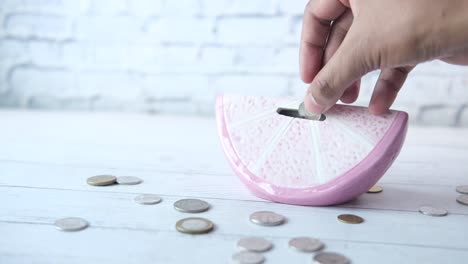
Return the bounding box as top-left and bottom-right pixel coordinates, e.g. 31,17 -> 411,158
0,0 -> 467,126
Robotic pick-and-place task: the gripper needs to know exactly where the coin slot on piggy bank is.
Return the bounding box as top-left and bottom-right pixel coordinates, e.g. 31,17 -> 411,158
276,102 -> 326,121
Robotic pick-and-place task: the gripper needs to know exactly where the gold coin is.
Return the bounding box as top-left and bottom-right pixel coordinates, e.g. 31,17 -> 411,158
87,175 -> 117,186
175,217 -> 214,234
367,185 -> 383,193
337,214 -> 364,224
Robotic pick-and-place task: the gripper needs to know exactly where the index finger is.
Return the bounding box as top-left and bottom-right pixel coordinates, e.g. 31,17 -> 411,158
300,0 -> 348,83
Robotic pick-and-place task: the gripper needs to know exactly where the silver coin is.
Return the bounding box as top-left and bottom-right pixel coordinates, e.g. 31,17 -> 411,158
134,194 -> 162,205
174,199 -> 210,213
232,251 -> 265,264
87,175 -> 117,186
418,206 -> 448,216
249,211 -> 285,226
298,102 -> 323,121
456,185 -> 468,194
175,217 -> 214,234
55,217 -> 89,232
313,252 -> 350,264
117,176 -> 142,185
237,237 -> 272,252
289,237 -> 324,252
456,194 -> 468,205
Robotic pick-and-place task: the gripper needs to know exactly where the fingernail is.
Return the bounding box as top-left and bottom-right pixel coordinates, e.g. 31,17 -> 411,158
305,92 -> 325,114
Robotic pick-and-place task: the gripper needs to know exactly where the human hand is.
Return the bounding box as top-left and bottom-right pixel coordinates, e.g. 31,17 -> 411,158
300,0 -> 468,115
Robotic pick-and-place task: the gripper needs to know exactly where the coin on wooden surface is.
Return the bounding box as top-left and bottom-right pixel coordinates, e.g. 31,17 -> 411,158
288,237 -> 324,252
174,198 -> 210,213
313,252 -> 350,264
249,211 -> 285,226
232,251 -> 265,264
116,176 -> 142,185
175,217 -> 214,234
456,185 -> 468,194
367,185 -> 383,193
456,194 -> 468,205
237,237 -> 272,252
337,214 -> 364,224
134,194 -> 162,205
55,217 -> 89,232
418,206 -> 448,216
87,175 -> 117,186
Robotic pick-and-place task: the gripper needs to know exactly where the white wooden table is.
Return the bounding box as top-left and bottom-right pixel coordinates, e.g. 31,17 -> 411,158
0,110 -> 467,264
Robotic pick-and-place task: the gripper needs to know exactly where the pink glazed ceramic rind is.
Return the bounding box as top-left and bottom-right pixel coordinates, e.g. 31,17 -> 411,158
216,95 -> 408,206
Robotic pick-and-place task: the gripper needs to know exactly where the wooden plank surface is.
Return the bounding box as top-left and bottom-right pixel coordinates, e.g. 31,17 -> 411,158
0,110 -> 468,264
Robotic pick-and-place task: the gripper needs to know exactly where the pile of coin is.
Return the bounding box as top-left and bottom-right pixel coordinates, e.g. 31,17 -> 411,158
56,175 -> 151,231
231,210 -> 352,263
86,175 -> 143,186
65,175 -> 417,263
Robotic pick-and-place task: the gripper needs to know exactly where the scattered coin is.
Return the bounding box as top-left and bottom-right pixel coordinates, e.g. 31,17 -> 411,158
134,194 -> 162,205
418,206 -> 448,216
313,252 -> 350,264
456,194 -> 468,206
237,237 -> 272,252
116,176 -> 142,185
174,198 -> 210,213
367,185 -> 383,193
288,237 -> 324,252
337,214 -> 364,224
175,217 -> 214,234
249,211 -> 286,226
232,251 -> 265,264
87,175 -> 117,186
55,217 -> 89,232
456,185 -> 468,194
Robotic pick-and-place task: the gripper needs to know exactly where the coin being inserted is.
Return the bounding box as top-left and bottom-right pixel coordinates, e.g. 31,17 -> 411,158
237,237 -> 272,252
55,217 -> 89,232
249,211 -> 286,226
176,217 -> 214,234
134,194 -> 162,205
289,237 -> 324,252
117,176 -> 142,185
298,102 -> 324,121
313,252 -> 350,264
337,214 -> 364,224
87,175 -> 117,186
418,206 -> 448,217
174,198 -> 210,213
232,251 -> 265,264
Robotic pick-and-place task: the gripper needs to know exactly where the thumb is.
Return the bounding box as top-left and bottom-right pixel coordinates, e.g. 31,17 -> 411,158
304,31 -> 373,114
